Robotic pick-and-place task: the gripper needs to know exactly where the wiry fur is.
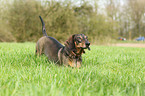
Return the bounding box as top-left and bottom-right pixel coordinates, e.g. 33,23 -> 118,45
36,16 -> 90,68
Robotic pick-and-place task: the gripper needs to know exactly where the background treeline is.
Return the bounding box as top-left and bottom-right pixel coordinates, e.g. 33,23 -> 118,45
0,0 -> 145,43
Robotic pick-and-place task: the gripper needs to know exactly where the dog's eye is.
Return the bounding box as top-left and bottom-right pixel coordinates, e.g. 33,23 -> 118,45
76,37 -> 81,42
78,39 -> 81,43
86,36 -> 88,39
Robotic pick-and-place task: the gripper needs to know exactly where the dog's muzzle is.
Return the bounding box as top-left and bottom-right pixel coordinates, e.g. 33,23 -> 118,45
85,42 -> 90,50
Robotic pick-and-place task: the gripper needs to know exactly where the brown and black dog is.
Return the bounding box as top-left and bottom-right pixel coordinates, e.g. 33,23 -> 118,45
36,16 -> 90,68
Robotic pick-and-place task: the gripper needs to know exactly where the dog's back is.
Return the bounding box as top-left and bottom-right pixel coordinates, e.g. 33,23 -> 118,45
36,36 -> 63,62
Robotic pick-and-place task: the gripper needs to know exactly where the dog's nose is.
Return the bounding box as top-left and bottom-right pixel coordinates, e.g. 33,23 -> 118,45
85,42 -> 90,46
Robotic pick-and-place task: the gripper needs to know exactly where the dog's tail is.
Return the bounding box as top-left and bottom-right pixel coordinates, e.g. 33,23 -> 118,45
39,16 -> 47,36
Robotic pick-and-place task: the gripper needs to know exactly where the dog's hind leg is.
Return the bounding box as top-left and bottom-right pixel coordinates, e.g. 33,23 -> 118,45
39,48 -> 42,55
35,45 -> 39,55
36,44 -> 42,56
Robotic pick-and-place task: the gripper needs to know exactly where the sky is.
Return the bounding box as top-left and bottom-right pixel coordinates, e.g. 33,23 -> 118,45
1,0 -> 125,13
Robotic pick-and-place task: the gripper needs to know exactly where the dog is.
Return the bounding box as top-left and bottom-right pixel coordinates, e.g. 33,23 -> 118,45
36,16 -> 90,68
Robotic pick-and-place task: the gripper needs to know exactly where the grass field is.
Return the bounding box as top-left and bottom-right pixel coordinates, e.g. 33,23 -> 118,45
0,42 -> 145,96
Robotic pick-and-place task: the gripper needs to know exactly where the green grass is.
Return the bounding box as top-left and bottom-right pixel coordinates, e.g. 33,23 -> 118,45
0,42 -> 145,96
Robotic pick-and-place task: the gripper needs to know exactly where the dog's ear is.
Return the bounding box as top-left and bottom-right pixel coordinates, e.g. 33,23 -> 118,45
64,35 -> 76,50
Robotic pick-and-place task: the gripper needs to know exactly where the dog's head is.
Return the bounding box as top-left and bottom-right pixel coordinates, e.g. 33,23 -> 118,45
64,34 -> 90,68
64,34 -> 90,51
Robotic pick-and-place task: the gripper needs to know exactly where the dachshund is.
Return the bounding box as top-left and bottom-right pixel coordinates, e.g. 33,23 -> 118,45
36,16 -> 90,68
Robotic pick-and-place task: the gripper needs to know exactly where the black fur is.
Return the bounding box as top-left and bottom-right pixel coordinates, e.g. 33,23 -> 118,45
39,16 -> 47,36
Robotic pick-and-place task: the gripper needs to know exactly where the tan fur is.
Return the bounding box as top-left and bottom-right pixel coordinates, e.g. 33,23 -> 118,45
37,16 -> 90,68
58,48 -> 82,68
36,34 -> 90,68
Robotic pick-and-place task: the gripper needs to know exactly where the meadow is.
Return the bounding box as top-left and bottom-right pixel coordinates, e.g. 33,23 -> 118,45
0,42 -> 145,96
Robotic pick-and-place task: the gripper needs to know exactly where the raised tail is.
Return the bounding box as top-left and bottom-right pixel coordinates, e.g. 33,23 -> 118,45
39,16 -> 47,36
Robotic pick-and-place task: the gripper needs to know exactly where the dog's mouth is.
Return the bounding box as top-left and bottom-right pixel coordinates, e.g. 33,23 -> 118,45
75,41 -> 90,50
79,46 -> 90,50
85,42 -> 90,50
87,46 -> 91,50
